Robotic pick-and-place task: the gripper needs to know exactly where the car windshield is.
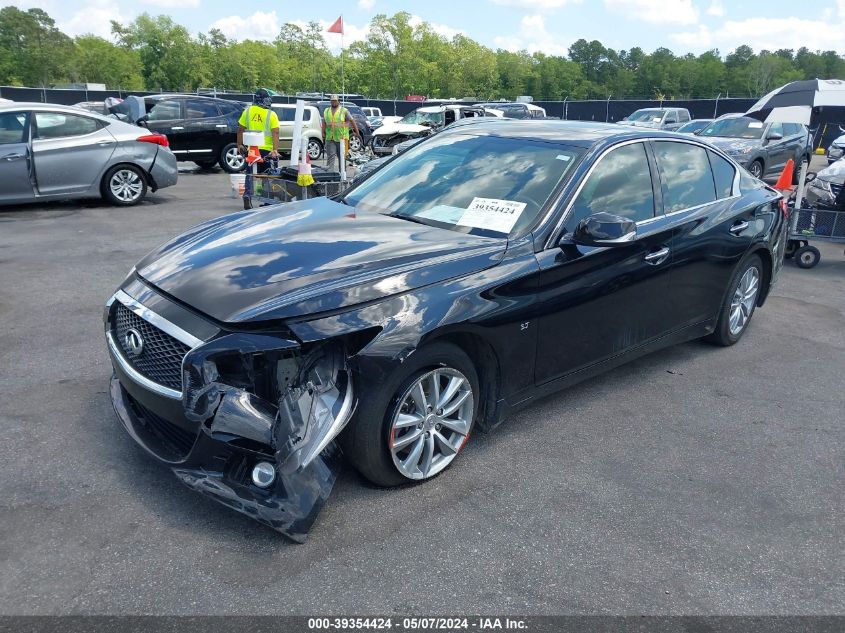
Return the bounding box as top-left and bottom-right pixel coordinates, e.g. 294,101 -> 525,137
627,109 -> 664,122
400,110 -> 445,126
699,117 -> 765,139
343,132 -> 582,238
677,120 -> 710,133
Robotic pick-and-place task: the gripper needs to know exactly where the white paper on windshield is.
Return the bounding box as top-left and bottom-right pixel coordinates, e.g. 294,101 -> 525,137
556,154 -> 571,161
748,122 -> 763,128
416,205 -> 466,224
458,197 -> 527,234
652,117 -> 662,122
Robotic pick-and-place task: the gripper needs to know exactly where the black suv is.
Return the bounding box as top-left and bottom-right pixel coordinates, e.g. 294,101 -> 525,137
143,95 -> 247,173
314,101 -> 373,151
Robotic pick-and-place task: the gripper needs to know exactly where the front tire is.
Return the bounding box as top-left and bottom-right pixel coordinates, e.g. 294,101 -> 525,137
348,135 -> 362,152
705,254 -> 763,346
220,143 -> 245,173
101,165 -> 147,206
341,342 -> 479,487
748,159 -> 764,180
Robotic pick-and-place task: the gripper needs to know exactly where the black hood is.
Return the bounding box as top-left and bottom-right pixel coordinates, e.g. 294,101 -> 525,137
137,198 -> 505,324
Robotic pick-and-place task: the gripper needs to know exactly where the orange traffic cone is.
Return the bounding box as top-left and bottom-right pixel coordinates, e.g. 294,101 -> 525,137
773,159 -> 794,191
246,146 -> 263,165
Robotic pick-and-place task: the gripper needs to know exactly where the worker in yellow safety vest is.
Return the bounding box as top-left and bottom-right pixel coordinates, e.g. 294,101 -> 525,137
321,94 -> 360,173
237,88 -> 280,173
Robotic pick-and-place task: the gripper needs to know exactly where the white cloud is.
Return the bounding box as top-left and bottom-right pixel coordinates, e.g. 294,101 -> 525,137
408,14 -> 465,39
603,0 -> 698,25
57,0 -> 131,38
209,11 -> 280,41
670,16 -> 845,54
838,0 -> 845,19
493,13 -> 569,56
491,0 -> 581,10
706,1 -> 724,17
144,0 -> 199,7
357,0 -> 375,9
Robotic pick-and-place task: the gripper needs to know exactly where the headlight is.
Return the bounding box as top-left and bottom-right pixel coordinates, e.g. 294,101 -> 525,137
829,146 -> 843,157
727,145 -> 754,156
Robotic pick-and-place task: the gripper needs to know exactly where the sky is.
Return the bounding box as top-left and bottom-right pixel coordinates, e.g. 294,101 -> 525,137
8,0 -> 845,57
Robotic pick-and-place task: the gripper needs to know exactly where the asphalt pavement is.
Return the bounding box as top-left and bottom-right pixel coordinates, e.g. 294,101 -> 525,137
0,158 -> 843,615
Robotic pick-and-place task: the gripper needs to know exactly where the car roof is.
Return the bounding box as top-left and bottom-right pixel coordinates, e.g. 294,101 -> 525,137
0,101 -> 112,117
437,119 -> 699,148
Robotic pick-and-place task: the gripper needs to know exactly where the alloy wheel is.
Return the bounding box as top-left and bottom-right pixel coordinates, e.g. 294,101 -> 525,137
307,140 -> 322,160
349,135 -> 362,152
728,266 -> 760,336
109,169 -> 144,203
225,146 -> 245,171
748,161 -> 763,179
389,368 -> 473,480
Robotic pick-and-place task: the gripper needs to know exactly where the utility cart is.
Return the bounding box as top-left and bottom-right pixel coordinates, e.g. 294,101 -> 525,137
242,163 -> 349,210
786,204 -> 845,269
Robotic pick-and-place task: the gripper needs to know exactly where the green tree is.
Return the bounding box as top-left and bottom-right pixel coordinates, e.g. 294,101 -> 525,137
112,14 -> 207,91
0,7 -> 73,86
70,36 -> 144,89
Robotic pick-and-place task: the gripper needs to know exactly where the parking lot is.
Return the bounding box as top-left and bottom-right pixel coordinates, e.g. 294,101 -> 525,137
1,157 -> 843,615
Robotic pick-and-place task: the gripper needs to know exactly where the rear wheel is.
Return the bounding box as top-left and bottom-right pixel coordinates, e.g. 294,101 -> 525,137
748,159 -> 764,180
705,254 -> 763,346
341,341 -> 478,487
220,143 -> 245,173
101,165 -> 147,206
348,135 -> 362,152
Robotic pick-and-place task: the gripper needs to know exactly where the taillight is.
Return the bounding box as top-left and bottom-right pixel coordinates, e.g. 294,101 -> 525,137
137,133 -> 169,148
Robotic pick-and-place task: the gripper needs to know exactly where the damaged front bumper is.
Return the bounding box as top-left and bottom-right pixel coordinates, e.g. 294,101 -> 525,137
105,290 -> 355,542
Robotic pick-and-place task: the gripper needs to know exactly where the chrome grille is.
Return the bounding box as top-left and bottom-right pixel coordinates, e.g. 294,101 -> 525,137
113,303 -> 191,392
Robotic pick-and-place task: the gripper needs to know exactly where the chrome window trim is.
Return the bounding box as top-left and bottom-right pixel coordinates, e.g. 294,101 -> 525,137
542,138 -> 653,249
543,136 -> 743,248
106,290 -> 205,399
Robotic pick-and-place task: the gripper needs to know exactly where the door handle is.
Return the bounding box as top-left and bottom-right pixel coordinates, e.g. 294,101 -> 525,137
729,220 -> 749,235
215,124 -> 228,128
644,247 -> 670,265
97,141 -> 114,146
171,126 -> 184,131
2,153 -> 25,161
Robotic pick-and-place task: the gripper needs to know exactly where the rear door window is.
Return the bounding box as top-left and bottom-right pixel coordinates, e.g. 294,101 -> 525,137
147,99 -> 182,121
565,142 -> 656,232
0,111 -> 29,144
33,112 -> 100,139
708,150 -> 737,199
185,100 -> 221,119
653,141 -> 716,212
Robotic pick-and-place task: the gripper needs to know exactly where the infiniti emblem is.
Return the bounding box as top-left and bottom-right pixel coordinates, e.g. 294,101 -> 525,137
124,328 -> 145,357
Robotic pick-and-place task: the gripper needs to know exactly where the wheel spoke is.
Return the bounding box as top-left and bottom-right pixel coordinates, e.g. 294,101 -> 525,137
410,381 -> 428,415
433,430 -> 457,455
419,432 -> 435,476
439,416 -> 469,436
429,372 -> 440,410
394,412 -> 422,428
401,435 -> 426,473
441,389 -> 470,418
393,427 -> 423,451
437,376 -> 463,410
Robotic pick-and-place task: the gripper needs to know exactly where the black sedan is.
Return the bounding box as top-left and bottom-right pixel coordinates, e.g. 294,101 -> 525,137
104,120 -> 786,540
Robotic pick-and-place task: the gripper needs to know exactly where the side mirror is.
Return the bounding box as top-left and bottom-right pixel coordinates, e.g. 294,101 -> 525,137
766,131 -> 783,142
693,129 -> 702,135
571,212 -> 637,247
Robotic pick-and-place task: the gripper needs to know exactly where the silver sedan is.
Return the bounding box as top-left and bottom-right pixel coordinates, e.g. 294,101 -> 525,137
0,102 -> 178,206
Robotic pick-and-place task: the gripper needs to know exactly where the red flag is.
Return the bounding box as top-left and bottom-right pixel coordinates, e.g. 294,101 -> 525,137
327,15 -> 343,34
